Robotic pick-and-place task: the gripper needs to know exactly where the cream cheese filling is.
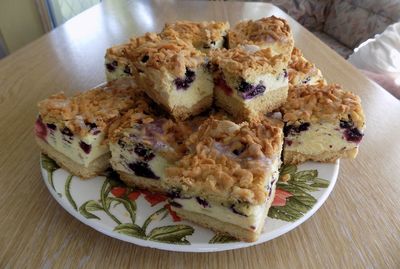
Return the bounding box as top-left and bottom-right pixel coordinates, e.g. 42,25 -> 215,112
45,126 -> 108,167
286,122 -> 357,155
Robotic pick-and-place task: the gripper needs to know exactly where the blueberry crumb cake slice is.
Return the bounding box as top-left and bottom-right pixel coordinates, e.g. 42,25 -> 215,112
228,16 -> 294,58
288,47 -> 325,86
108,108 -> 197,192
210,46 -> 289,121
35,80 -> 140,178
164,117 -> 283,242
281,84 -> 365,164
129,34 -> 214,120
161,20 -> 229,52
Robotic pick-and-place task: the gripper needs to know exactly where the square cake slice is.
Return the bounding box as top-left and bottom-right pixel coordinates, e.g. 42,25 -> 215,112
105,33 -> 159,82
281,84 -> 365,164
35,80 -> 142,178
288,48 -> 325,86
160,20 -> 229,52
164,117 -> 283,242
108,108 -> 196,192
128,34 -> 214,120
210,46 -> 289,121
228,16 -> 294,58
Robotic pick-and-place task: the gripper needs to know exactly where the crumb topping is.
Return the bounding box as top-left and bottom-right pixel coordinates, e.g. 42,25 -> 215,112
165,118 -> 283,204
120,33 -> 205,77
108,109 -> 199,161
229,16 -> 292,47
38,80 -> 141,136
288,48 -> 324,85
282,84 -> 365,128
210,46 -> 286,77
161,20 -> 229,48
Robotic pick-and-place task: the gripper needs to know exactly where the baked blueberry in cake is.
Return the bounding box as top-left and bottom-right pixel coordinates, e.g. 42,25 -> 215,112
164,117 -> 283,242
288,48 -> 325,86
228,16 -> 294,59
281,83 -> 365,164
160,20 -> 230,52
35,80 -> 143,178
209,46 -> 289,121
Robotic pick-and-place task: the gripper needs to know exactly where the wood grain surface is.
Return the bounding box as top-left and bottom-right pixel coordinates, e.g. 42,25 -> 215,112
0,0 -> 399,268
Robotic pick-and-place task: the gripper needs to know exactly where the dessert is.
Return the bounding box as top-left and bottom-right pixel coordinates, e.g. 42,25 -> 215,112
105,33 -> 160,82
281,84 -> 365,164
228,16 -> 294,59
35,80 -> 141,178
108,108 -> 193,192
210,46 -> 289,121
164,117 -> 283,242
288,48 -> 325,86
122,33 -> 214,120
161,20 -> 229,51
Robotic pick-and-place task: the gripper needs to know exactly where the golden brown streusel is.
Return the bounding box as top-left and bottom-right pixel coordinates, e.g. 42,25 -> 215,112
288,48 -> 324,85
161,21 -> 229,49
282,84 -> 365,128
229,16 -> 292,46
209,46 -> 286,78
165,118 -> 283,205
38,80 -> 143,137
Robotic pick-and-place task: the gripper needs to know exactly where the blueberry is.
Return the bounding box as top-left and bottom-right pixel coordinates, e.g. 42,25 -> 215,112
344,128 -> 363,143
118,139 -> 126,149
196,197 -> 210,208
141,55 -> 149,63
238,80 -> 266,99
230,204 -> 248,217
167,189 -> 181,199
340,119 -> 353,129
61,127 -> 73,137
79,141 -> 91,154
302,77 -> 311,84
86,122 -> 97,130
223,36 -> 228,49
124,65 -> 132,75
283,122 -> 310,137
128,161 -> 160,179
232,144 -> 246,156
174,68 -> 196,90
106,61 -> 118,72
283,69 -> 288,78
46,123 -> 57,130
134,143 -> 155,161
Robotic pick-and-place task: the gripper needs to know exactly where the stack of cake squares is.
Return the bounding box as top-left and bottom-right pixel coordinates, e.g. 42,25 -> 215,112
35,17 -> 365,242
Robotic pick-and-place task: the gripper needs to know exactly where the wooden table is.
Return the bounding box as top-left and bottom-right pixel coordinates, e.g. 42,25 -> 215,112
1,0 -> 399,268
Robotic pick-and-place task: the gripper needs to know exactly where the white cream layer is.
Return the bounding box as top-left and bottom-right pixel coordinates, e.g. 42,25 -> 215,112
286,122 -> 357,155
46,127 -> 108,167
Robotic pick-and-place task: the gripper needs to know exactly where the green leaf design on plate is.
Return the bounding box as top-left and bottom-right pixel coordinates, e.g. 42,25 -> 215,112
79,201 -> 101,220
269,164 -> 330,222
100,179 -> 121,225
109,197 -> 136,223
280,164 -> 297,177
147,225 -> 194,244
41,154 -> 60,193
142,207 -> 167,232
209,234 -> 239,244
114,223 -> 146,239
65,174 -> 77,211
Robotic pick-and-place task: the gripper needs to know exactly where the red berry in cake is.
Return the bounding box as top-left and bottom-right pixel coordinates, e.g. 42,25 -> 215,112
35,117 -> 47,140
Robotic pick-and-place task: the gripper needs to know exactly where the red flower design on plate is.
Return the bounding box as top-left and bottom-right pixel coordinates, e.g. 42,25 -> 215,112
272,188 -> 293,207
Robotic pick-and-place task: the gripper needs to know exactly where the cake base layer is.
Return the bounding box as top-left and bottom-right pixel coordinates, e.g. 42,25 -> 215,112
172,187 -> 276,242
283,148 -> 358,164
117,170 -> 168,193
215,85 -> 288,121
36,137 -> 110,179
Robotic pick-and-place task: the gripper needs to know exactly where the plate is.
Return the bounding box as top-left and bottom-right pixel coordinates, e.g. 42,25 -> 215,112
40,154 -> 339,252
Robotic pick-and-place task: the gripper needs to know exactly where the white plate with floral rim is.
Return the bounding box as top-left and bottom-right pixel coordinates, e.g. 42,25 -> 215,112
40,154 -> 339,252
